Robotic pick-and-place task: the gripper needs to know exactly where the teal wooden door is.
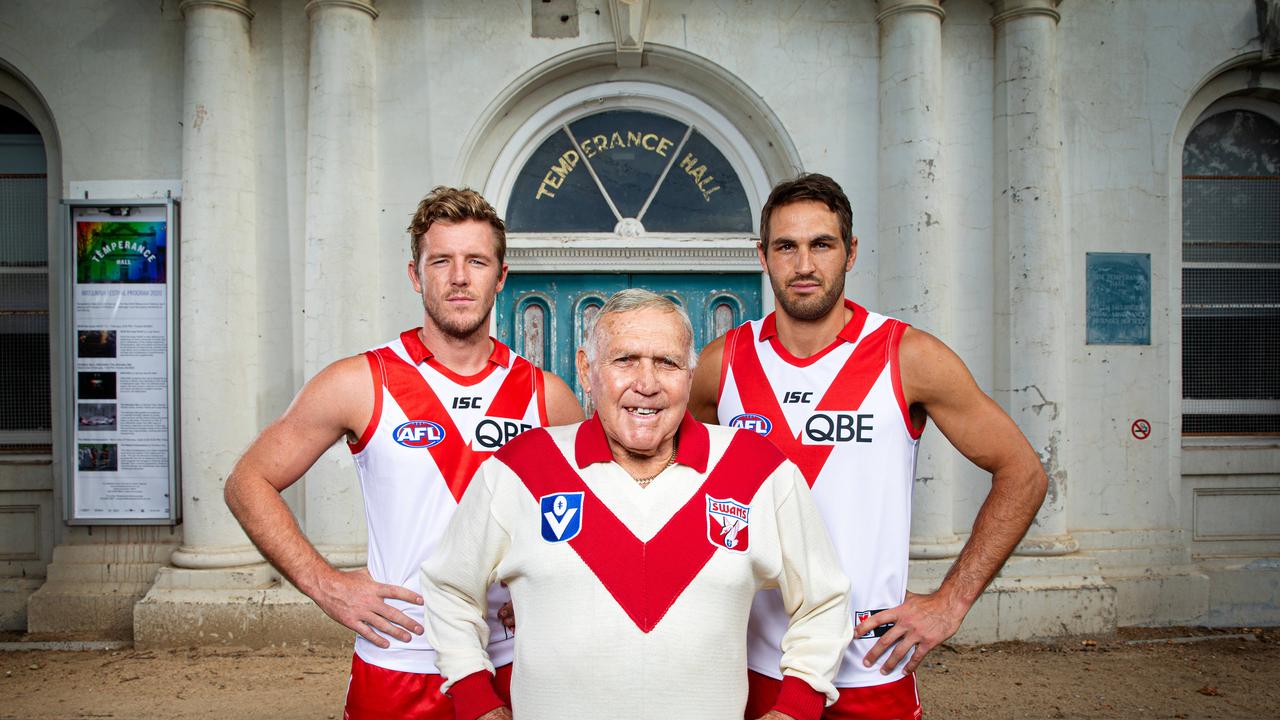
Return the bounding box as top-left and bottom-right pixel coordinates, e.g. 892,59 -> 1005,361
496,273 -> 761,409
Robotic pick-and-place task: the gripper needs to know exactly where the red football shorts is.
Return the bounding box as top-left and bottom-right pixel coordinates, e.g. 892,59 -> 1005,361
343,653 -> 513,720
745,669 -> 922,720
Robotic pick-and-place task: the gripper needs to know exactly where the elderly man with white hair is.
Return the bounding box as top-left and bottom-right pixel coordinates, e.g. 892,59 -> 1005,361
421,289 -> 852,720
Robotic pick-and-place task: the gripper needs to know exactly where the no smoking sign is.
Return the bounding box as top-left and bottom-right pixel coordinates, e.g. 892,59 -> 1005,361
1131,419 -> 1151,440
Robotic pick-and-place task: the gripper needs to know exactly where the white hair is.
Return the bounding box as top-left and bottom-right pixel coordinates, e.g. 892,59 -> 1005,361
583,289 -> 698,370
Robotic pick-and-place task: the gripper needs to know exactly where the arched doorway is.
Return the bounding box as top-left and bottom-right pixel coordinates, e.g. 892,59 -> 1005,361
455,45 -> 799,411
0,64 -> 61,630
488,84 -> 775,409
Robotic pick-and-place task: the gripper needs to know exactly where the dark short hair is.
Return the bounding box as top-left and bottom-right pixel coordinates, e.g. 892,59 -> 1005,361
759,173 -> 853,254
407,186 -> 506,267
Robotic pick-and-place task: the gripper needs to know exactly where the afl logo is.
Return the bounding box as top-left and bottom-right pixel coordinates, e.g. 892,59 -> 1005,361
393,420 -> 445,448
729,413 -> 772,436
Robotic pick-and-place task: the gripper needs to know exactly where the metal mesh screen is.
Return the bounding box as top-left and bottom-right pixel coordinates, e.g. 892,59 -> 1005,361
1182,176 -> 1280,434
0,174 -> 50,436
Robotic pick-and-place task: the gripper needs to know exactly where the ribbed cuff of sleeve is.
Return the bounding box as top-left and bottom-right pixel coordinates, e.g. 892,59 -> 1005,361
771,675 -> 829,720
447,670 -> 505,720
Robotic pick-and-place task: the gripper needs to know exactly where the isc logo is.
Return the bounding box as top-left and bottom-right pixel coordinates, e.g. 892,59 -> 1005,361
729,413 -> 773,436
393,420 -> 446,448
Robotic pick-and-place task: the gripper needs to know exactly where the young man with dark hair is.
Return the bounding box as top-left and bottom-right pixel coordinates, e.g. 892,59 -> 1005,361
225,186 -> 583,719
690,173 -> 1047,719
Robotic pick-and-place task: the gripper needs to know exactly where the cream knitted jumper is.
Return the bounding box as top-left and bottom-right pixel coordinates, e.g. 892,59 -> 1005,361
421,413 -> 852,720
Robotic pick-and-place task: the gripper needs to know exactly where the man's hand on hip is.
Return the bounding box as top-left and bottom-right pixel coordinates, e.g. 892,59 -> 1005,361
310,566 -> 423,648
478,708 -> 512,720
755,712 -> 797,720
857,590 -> 966,676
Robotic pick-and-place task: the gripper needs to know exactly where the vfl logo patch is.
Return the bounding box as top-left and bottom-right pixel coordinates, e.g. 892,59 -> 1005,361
706,495 -> 750,553
393,420 -> 446,448
854,609 -> 895,639
729,413 -> 772,437
540,492 -> 583,543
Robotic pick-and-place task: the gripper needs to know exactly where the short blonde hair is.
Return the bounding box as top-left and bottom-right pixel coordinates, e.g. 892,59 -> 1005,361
407,186 -> 506,266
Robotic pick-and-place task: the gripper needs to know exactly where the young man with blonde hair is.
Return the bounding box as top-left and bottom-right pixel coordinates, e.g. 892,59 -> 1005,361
225,186 -> 582,719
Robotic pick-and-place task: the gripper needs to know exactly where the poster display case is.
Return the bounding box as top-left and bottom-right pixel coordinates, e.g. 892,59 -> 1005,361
63,199 -> 180,524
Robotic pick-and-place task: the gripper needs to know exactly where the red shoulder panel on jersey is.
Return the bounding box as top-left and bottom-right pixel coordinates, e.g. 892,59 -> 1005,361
888,320 -> 925,439
485,355 -> 539,420
499,428 -> 783,633
716,323 -> 742,404
348,350 -> 385,454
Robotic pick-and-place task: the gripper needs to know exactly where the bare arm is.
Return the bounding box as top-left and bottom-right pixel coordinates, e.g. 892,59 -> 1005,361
223,355 -> 423,647
541,370 -> 586,425
859,327 -> 1047,674
689,333 -> 726,424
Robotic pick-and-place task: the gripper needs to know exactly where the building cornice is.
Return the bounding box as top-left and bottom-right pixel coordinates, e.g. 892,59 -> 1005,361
506,236 -> 759,273
990,0 -> 1061,26
179,0 -> 254,20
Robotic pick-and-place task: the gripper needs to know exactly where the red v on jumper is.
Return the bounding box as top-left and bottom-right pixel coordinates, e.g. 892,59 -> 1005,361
499,427 -> 783,633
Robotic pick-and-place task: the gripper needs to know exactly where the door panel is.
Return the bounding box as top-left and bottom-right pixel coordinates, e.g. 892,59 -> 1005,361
496,273 -> 761,413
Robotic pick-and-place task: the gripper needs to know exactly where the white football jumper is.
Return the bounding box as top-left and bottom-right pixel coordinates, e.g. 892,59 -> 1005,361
421,415 -> 853,720
348,329 -> 547,674
718,300 -> 922,689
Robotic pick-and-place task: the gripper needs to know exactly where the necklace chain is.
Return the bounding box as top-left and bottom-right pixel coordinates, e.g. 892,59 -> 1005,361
633,443 -> 678,488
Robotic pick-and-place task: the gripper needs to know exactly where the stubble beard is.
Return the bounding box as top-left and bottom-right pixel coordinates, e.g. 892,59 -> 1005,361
772,272 -> 846,322
424,292 -> 495,340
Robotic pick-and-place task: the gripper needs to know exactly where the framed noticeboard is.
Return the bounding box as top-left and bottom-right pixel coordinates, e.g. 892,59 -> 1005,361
63,199 -> 180,524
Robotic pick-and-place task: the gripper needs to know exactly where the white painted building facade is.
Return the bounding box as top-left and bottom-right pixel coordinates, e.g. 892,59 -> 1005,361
0,0 -> 1276,645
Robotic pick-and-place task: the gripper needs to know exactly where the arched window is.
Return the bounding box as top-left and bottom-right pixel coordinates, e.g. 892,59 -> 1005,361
505,108 -> 753,235
490,85 -> 769,408
0,104 -> 49,448
1182,107 -> 1280,434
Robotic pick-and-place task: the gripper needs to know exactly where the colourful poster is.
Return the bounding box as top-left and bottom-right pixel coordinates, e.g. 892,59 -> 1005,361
76,220 -> 166,284
70,205 -> 175,522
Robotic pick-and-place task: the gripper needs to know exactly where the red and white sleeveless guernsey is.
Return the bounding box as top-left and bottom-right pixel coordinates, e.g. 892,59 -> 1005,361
347,329 -> 548,674
717,300 -> 923,688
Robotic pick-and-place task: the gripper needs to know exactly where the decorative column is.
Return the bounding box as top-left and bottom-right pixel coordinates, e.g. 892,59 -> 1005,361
168,0 -> 262,571
133,0 -> 272,648
876,0 -> 965,558
991,0 -> 1076,555
301,0 -> 380,567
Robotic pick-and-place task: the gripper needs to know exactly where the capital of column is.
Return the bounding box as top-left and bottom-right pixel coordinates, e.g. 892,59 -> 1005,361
305,0 -> 378,20
179,0 -> 254,20
876,0 -> 944,25
990,0 -> 1060,27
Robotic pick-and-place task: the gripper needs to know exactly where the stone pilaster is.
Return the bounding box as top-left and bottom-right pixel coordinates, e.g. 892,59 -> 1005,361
991,0 -> 1076,555
166,0 -> 263,571
133,0 -> 281,647
300,0 -> 379,569
876,0 -> 965,559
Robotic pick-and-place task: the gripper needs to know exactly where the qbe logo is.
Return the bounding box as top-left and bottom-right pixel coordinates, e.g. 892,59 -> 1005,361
729,413 -> 772,436
393,420 -> 445,448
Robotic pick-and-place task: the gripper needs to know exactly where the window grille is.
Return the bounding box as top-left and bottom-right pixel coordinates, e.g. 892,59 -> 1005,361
0,173 -> 50,447
1182,110 -> 1280,435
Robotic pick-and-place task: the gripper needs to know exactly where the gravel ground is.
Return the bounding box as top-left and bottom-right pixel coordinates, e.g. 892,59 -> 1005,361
2,627 -> 1277,719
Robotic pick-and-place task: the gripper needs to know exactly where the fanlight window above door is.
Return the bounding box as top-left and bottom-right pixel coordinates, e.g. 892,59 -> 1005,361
505,109 -> 753,234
